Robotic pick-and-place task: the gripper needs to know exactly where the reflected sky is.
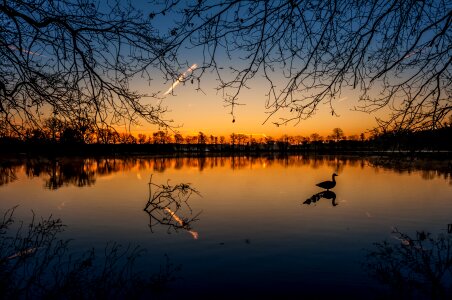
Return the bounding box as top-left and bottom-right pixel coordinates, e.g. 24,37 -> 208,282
0,155 -> 451,297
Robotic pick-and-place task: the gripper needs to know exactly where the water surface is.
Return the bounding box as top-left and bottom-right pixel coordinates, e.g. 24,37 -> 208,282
1,155 -> 451,297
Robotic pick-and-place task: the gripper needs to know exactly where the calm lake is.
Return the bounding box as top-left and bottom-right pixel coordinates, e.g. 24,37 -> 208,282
1,155 -> 451,298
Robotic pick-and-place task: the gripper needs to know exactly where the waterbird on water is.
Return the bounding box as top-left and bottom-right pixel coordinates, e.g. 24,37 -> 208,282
316,173 -> 338,190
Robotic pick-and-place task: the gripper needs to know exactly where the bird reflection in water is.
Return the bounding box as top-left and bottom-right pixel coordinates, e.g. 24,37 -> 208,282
304,190 -> 338,207
144,175 -> 201,239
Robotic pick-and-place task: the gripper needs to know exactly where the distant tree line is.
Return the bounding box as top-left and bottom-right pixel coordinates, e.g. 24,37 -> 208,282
1,117 -> 451,154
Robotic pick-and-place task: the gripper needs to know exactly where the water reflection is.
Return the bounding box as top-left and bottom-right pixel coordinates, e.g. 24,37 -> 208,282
365,227 -> 452,299
368,156 -> 452,184
0,155 -> 450,189
1,153 -> 451,298
304,191 -> 338,207
144,175 -> 201,239
0,207 -> 180,299
0,162 -> 17,186
24,158 -> 97,189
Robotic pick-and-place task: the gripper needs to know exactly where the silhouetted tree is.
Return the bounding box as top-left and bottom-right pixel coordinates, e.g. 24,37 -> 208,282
310,133 -> 321,142
264,136 -> 274,145
332,128 -> 345,142
119,133 -> 136,144
174,133 -> 184,144
230,133 -> 237,146
360,133 -> 366,142
348,135 -> 359,141
293,135 -> 305,145
137,134 -> 147,144
60,127 -> 84,144
1,0 -> 173,136
151,0 -> 451,132
197,131 -> 206,144
184,135 -> 196,144
153,131 -> 170,144
43,117 -> 65,142
97,128 -> 119,144
26,128 -> 47,143
236,134 -> 248,145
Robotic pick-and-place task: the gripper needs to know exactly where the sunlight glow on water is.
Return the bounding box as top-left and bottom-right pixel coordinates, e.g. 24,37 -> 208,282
0,155 -> 451,297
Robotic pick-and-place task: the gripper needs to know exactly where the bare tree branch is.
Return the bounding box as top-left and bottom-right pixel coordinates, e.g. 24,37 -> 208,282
154,0 -> 451,132
0,0 -> 178,136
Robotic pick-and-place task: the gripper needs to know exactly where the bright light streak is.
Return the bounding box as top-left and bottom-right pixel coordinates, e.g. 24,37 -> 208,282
393,236 -> 411,246
337,97 -> 348,102
164,207 -> 199,239
8,45 -> 45,57
189,230 -> 199,239
163,64 -> 198,96
7,248 -> 38,260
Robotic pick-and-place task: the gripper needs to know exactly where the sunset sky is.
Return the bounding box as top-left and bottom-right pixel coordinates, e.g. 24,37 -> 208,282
132,75 -> 382,138
3,1 -> 448,139
125,1 -> 384,138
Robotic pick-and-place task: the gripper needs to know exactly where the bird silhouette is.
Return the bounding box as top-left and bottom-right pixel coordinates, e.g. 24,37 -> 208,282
316,173 -> 338,190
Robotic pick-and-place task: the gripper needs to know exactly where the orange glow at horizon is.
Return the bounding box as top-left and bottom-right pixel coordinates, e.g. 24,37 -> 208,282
130,67 -> 384,138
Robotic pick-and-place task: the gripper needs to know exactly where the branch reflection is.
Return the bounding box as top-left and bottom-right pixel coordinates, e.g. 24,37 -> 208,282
144,175 -> 202,239
365,227 -> 452,299
303,191 -> 338,207
0,162 -> 17,186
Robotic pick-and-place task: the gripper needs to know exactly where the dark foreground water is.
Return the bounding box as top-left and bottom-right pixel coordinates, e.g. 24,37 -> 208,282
1,155 -> 451,298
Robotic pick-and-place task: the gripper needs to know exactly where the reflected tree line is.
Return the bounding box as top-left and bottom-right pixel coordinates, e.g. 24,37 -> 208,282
1,155 -> 451,188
